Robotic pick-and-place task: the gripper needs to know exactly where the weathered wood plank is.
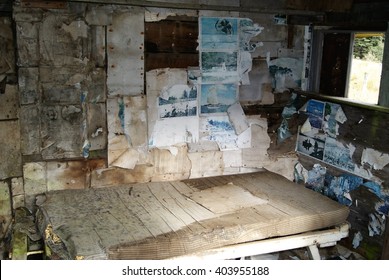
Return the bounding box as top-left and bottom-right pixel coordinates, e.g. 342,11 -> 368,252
145,53 -> 199,71
145,20 -> 198,54
20,0 -> 67,9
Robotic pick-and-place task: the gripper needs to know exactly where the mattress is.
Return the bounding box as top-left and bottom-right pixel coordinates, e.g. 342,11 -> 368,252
35,170 -> 349,259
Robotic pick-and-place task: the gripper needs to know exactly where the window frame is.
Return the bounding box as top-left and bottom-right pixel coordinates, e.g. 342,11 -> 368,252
308,25 -> 388,109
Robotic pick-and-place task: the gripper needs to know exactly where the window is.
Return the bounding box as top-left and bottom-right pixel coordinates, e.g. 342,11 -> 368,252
347,32 -> 385,104
309,29 -> 386,105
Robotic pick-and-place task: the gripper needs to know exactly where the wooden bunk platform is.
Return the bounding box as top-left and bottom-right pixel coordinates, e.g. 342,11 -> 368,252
35,170 -> 350,260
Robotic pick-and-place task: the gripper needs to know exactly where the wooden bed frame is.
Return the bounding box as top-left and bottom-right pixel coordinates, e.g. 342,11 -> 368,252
34,170 -> 350,260
171,223 -> 350,260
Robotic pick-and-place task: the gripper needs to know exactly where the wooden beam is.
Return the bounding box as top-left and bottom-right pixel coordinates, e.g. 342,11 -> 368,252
20,0 -> 67,9
170,223 -> 350,260
378,23 -> 389,107
294,90 -> 389,114
65,0 -> 323,15
382,218 -> 389,259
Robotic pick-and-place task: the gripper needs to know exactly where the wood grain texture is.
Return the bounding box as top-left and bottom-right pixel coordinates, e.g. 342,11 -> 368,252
37,170 -> 349,259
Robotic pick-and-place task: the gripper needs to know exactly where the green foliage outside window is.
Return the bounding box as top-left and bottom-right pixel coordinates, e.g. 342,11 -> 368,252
353,35 -> 385,62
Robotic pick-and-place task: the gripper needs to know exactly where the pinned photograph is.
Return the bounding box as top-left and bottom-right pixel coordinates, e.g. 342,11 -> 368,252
297,132 -> 325,160
200,51 -> 238,83
306,99 -> 325,129
323,137 -> 356,172
158,85 -> 198,118
200,17 -> 239,51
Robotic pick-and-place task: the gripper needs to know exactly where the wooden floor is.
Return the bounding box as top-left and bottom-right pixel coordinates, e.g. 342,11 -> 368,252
36,170 -> 349,259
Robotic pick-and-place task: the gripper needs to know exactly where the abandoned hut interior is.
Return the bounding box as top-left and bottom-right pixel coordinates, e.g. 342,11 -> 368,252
1,0 -> 389,261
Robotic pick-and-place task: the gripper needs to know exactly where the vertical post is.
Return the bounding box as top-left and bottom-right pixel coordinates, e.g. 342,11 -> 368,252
301,24 -> 312,91
381,217 -> 389,259
307,245 -> 321,260
378,22 -> 389,106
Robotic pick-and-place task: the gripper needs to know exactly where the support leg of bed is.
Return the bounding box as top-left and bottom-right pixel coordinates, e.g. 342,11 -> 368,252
307,245 -> 321,260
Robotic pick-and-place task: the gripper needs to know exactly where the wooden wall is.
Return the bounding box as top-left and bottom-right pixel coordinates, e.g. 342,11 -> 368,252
1,0 -> 389,260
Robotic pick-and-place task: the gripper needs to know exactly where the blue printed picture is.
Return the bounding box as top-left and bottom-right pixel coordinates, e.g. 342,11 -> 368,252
158,85 -> 197,118
200,51 -> 238,83
323,137 -> 356,172
200,17 -> 239,50
306,99 -> 325,129
297,132 -> 325,160
200,83 -> 238,114
200,116 -> 238,150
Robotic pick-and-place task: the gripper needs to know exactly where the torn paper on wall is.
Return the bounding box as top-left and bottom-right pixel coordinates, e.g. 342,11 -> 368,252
323,102 -> 347,137
282,104 -> 297,119
247,116 -> 271,149
107,96 -> 148,169
306,163 -> 326,193
227,102 -> 249,135
145,8 -> 198,22
277,118 -> 292,143
200,115 -> 238,151
239,51 -> 253,85
361,148 -> 389,170
199,16 -> 263,85
300,118 -> 312,134
237,19 -> 264,84
147,68 -> 192,148
149,117 -> 199,148
61,20 -> 88,40
305,99 -> 325,129
297,100 -> 357,173
294,162 -> 309,184
277,95 -> 298,143
236,127 -> 251,148
187,67 -> 201,85
239,59 -> 273,104
352,231 -> 363,249
268,57 -> 303,92
239,18 -> 264,52
375,201 -> 389,216
326,173 -> 363,206
299,100 -> 347,137
368,213 -> 386,236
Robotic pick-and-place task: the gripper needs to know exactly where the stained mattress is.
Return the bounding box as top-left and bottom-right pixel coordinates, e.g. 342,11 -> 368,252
36,170 -> 349,259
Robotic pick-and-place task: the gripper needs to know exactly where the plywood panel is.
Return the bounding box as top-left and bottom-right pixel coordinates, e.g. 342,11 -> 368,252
39,15 -> 90,67
18,68 -> 40,105
40,105 -> 83,159
107,9 -> 144,96
0,120 -> 22,179
0,84 -> 18,120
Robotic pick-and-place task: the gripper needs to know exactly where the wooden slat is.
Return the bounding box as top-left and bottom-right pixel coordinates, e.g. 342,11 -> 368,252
20,0 -> 67,9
